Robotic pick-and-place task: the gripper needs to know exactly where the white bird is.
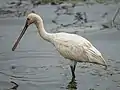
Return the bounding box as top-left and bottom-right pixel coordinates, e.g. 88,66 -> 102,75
12,13 -> 107,79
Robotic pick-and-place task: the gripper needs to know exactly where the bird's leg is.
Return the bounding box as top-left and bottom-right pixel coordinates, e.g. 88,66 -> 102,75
70,65 -> 75,78
73,61 -> 77,72
70,61 -> 77,79
67,76 -> 77,89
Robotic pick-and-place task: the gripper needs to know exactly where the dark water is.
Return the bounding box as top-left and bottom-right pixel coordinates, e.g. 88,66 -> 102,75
0,2 -> 120,90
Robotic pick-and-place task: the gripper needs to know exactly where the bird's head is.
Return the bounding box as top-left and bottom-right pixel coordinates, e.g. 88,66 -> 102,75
26,13 -> 43,26
12,13 -> 43,51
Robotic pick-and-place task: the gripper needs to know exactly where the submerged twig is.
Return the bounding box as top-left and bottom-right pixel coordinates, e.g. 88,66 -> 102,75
0,71 -> 26,78
10,81 -> 19,90
112,8 -> 120,28
84,12 -> 88,23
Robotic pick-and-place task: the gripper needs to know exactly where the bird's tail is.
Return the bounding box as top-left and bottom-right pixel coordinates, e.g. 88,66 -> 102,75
86,46 -> 107,69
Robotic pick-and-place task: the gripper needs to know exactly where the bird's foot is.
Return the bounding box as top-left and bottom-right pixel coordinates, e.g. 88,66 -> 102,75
67,77 -> 77,89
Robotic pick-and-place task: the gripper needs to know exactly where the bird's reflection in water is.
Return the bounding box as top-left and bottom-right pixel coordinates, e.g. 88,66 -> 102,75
67,78 -> 77,90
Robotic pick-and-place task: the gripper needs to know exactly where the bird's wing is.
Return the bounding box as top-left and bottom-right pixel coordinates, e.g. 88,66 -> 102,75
84,46 -> 107,66
53,32 -> 92,48
54,38 -> 91,61
53,34 -> 107,66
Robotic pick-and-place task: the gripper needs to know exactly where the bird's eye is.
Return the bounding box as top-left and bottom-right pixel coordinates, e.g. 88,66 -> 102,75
27,18 -> 30,21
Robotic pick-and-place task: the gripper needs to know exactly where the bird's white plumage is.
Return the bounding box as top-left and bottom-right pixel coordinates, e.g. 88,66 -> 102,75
50,32 -> 106,66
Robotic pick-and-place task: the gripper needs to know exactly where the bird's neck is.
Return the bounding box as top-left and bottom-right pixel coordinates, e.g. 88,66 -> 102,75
35,20 -> 53,42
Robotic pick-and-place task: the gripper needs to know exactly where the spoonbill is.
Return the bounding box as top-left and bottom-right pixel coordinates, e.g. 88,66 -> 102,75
12,13 -> 107,79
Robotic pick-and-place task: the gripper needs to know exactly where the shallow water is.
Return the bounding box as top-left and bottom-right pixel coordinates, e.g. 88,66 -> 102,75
0,2 -> 120,90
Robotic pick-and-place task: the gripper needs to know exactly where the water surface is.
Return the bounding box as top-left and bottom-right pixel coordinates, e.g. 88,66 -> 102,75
0,2 -> 120,90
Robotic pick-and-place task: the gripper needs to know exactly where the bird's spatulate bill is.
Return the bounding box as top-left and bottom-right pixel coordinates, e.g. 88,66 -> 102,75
12,21 -> 28,51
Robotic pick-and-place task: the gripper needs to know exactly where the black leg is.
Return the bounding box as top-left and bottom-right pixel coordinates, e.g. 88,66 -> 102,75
67,76 -> 77,89
73,61 -> 77,72
70,65 -> 75,78
70,61 -> 77,78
